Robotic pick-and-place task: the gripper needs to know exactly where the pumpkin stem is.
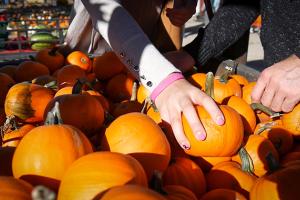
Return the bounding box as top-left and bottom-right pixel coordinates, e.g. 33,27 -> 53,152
48,46 -> 59,56
239,147 -> 254,174
250,103 -> 281,118
265,152 -> 279,172
72,78 -> 94,94
149,170 -> 168,195
255,121 -> 276,135
0,116 -> 18,139
219,68 -> 233,84
32,185 -> 56,200
43,80 -> 58,90
45,102 -> 63,125
130,82 -> 138,101
205,72 -> 215,99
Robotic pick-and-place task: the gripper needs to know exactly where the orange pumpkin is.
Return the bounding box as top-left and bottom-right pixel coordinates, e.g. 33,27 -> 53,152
250,162 -> 300,200
162,157 -> 206,198
187,72 -> 206,90
232,134 -> 279,177
226,96 -> 256,135
92,51 -> 125,80
282,104 -> 300,138
102,112 -> 171,180
15,61 -> 50,82
2,124 -> 35,147
191,156 -> 232,173
56,65 -> 87,89
137,84 -> 150,105
183,105 -> 244,157
0,176 -> 33,200
57,152 -> 148,200
206,161 -> 257,198
0,73 -> 15,107
230,74 -> 249,87
201,188 -> 246,200
99,185 -> 166,200
4,82 -> 54,123
254,124 -> 294,155
0,65 -> 17,79
105,73 -> 135,102
242,82 -> 256,104
66,51 -> 91,72
0,146 -> 15,176
44,93 -> 104,136
35,47 -> 65,73
163,185 -> 198,200
12,122 -> 93,190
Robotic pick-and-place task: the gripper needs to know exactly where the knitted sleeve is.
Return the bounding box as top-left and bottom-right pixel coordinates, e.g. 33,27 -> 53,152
184,0 -> 260,66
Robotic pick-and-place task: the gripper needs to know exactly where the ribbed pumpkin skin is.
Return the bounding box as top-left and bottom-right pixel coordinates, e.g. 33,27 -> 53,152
242,82 -> 256,104
35,48 -> 65,73
162,157 -> 206,198
213,78 -> 242,104
230,74 -> 249,87
99,185 -> 166,200
183,105 -> 244,157
0,176 -> 33,200
12,125 -> 93,190
43,94 -> 104,136
163,185 -> 198,200
227,96 -> 256,135
0,73 -> 15,107
57,152 -> 148,200
2,124 -> 35,147
4,83 -> 54,123
206,161 -> 257,198
102,112 -> 171,180
201,188 -> 247,200
282,104 -> 300,138
250,163 -> 300,200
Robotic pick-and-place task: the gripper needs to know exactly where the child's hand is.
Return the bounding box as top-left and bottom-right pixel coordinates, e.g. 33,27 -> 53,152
155,79 -> 225,150
166,0 -> 197,27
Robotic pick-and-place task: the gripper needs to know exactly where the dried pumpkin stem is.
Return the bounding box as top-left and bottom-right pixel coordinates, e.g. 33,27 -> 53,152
130,82 -> 138,101
255,121 -> 276,135
219,69 -> 233,84
45,102 -> 63,125
32,185 -> 56,200
44,81 -> 57,89
250,103 -> 281,118
48,46 -> 59,56
239,147 -> 254,174
205,72 -> 215,99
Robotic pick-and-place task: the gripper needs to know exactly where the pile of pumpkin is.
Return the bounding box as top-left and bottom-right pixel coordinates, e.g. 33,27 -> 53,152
0,47 -> 299,200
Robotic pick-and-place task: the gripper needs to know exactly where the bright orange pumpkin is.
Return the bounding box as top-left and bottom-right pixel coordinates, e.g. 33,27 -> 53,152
162,157 -> 206,198
4,82 -> 54,123
57,152 -> 148,200
206,161 -> 257,198
99,185 -> 166,200
92,51 -> 125,80
226,96 -> 256,135
250,162 -> 300,200
137,84 -> 150,105
230,74 -> 249,87
232,134 -> 279,177
281,104 -> 300,138
2,124 -> 35,147
12,123 -> 93,190
242,82 -> 256,104
0,73 -> 15,107
102,112 -> 171,180
201,188 -> 246,200
66,51 -> 91,72
183,105 -> 244,157
187,72 -> 206,90
35,47 -> 65,73
15,61 -> 50,82
0,176 -> 33,200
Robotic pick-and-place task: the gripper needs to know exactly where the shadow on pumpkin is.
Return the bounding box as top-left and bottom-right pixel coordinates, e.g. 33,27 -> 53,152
19,175 -> 60,192
0,146 -> 15,176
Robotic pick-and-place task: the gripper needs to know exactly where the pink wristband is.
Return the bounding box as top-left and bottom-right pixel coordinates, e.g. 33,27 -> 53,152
150,72 -> 184,101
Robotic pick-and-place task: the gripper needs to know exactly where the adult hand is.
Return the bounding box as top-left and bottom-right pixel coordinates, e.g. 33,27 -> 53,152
166,0 -> 197,27
155,79 -> 224,149
251,54 -> 300,112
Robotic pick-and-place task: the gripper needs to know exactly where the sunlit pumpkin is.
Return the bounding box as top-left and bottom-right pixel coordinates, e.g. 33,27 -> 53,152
281,104 -> 300,138
230,74 -> 249,87
57,152 -> 148,200
66,51 -> 91,72
2,124 -> 35,147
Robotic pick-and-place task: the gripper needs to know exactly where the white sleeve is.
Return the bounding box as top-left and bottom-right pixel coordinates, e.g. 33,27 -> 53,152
80,0 -> 181,93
